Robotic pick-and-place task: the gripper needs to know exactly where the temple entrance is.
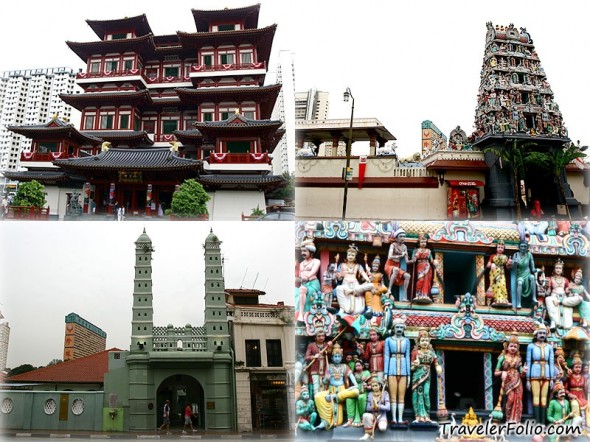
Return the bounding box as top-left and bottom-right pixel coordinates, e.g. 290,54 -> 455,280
250,373 -> 289,430
524,162 -> 561,217
444,351 -> 485,411
157,375 -> 204,430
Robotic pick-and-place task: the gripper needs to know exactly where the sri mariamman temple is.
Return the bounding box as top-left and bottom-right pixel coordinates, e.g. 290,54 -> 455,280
295,219 -> 589,439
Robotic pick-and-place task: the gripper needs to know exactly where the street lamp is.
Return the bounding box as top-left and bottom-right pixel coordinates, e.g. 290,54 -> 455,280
342,87 -> 354,220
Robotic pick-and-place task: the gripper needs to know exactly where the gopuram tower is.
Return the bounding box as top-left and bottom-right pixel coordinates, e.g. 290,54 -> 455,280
471,22 -> 581,218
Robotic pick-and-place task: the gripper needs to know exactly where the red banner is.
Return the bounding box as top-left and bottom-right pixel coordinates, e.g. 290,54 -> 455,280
358,155 -> 367,189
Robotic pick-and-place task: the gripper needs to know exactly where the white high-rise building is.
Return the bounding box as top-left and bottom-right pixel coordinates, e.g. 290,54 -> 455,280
0,67 -> 76,173
0,311 -> 10,372
294,88 -> 329,121
271,50 -> 295,174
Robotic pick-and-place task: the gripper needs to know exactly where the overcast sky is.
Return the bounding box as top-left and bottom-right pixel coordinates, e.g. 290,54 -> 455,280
0,1 -> 588,157
0,222 -> 293,368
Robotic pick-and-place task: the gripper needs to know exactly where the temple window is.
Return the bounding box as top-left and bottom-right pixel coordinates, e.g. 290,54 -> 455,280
134,116 -> 141,131
124,59 -> 134,71
221,111 -> 230,120
89,62 -> 100,74
219,51 -> 235,65
38,142 -> 58,153
202,54 -> 213,66
162,120 -> 178,134
109,32 -> 129,40
226,140 -> 252,153
164,66 -> 179,77
100,114 -> 114,129
106,60 -> 118,73
143,120 -> 156,133
120,114 -> 130,129
218,24 -> 236,31
202,112 -> 213,122
84,115 -> 95,130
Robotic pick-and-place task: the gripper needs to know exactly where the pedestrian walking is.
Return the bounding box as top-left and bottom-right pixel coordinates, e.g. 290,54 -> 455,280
182,404 -> 197,434
158,400 -> 171,434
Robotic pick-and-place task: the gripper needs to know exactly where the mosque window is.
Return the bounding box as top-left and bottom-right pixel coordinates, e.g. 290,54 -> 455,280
71,399 -> 85,415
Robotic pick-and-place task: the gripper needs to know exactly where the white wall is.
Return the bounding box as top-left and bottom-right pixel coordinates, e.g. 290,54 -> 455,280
207,190 -> 266,221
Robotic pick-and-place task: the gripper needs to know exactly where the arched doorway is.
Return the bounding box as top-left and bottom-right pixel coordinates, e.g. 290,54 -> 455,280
157,375 -> 204,430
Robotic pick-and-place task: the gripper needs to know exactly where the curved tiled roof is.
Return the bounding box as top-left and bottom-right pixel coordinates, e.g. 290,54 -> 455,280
66,34 -> 155,61
197,174 -> 285,191
86,15 -> 153,39
8,120 -> 102,145
7,348 -> 121,384
191,4 -> 261,31
193,114 -> 282,129
2,170 -> 68,183
173,129 -> 203,142
54,148 -> 201,171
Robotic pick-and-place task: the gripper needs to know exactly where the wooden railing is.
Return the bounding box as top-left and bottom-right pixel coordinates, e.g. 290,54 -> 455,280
5,206 -> 50,220
20,152 -> 68,162
190,61 -> 266,73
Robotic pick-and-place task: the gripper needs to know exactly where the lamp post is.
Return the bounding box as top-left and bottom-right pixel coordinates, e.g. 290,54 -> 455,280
342,87 -> 355,220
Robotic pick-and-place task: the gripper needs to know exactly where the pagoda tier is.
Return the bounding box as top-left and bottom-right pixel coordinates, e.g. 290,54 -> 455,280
8,119 -> 101,145
191,4 -> 261,32
86,14 -> 153,39
82,130 -> 154,147
66,34 -> 156,62
2,170 -> 69,184
176,84 -> 281,119
471,22 -> 568,143
59,90 -> 153,111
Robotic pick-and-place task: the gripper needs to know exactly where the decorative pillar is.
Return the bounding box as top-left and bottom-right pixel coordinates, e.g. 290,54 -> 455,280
145,184 -> 153,216
475,255 -> 486,306
108,182 -> 115,214
83,182 -> 91,214
436,349 -> 448,421
368,133 -> 377,156
433,252 -> 444,303
483,353 -> 494,410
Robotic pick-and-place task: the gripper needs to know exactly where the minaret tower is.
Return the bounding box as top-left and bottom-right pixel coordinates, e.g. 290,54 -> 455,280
131,228 -> 154,352
203,229 -> 230,352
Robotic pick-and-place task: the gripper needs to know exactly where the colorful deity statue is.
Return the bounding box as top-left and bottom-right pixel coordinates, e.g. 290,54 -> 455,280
335,244 -> 374,316
546,381 -> 571,426
344,360 -> 371,428
565,354 -> 588,428
360,377 -> 390,440
545,259 -> 580,330
494,333 -> 527,423
511,241 -> 538,308
297,237 -> 321,323
385,229 -> 411,301
410,329 -> 442,423
321,260 -> 338,309
363,255 -> 390,323
526,324 -> 555,424
314,343 -> 360,429
296,386 -> 319,431
384,316 -> 411,425
487,240 -> 512,307
554,346 -> 570,383
410,233 -> 437,304
362,328 -> 385,382
304,329 -> 331,396
569,268 -> 590,327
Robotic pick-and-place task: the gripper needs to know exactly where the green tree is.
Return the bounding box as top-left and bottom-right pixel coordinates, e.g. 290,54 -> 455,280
170,179 -> 210,218
7,364 -> 36,377
266,172 -> 293,201
483,139 -> 530,220
525,142 -> 587,219
11,180 -> 47,207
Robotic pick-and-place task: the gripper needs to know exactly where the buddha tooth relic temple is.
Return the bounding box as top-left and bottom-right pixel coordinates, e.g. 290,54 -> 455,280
295,22 -> 588,221
294,219 -> 590,437
4,4 -> 287,220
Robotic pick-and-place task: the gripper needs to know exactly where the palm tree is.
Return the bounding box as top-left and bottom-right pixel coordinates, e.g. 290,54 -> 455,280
525,141 -> 587,219
483,139 -> 531,220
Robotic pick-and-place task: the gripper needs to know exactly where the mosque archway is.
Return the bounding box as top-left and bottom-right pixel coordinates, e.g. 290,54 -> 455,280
156,374 -> 204,430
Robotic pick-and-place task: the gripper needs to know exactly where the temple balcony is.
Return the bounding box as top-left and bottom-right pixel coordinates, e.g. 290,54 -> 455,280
76,70 -> 192,88
20,151 -> 71,164
189,61 -> 266,78
205,152 -> 273,173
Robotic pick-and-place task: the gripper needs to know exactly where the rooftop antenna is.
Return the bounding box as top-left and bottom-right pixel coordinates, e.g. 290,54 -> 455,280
240,268 -> 248,289
262,277 -> 269,291
252,272 -> 259,289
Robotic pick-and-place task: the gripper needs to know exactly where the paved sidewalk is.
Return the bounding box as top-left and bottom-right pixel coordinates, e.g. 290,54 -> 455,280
0,429 -> 293,439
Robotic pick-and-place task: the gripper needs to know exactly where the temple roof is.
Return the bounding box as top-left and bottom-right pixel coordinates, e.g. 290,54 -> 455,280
82,130 -> 155,147
54,148 -> 201,172
177,24 -> 276,63
191,4 -> 261,32
197,173 -> 285,190
176,84 -> 281,118
295,118 -> 397,145
8,118 -> 102,145
86,15 -> 153,39
59,90 -> 153,111
173,129 -> 203,143
2,170 -> 69,183
66,34 -> 155,61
